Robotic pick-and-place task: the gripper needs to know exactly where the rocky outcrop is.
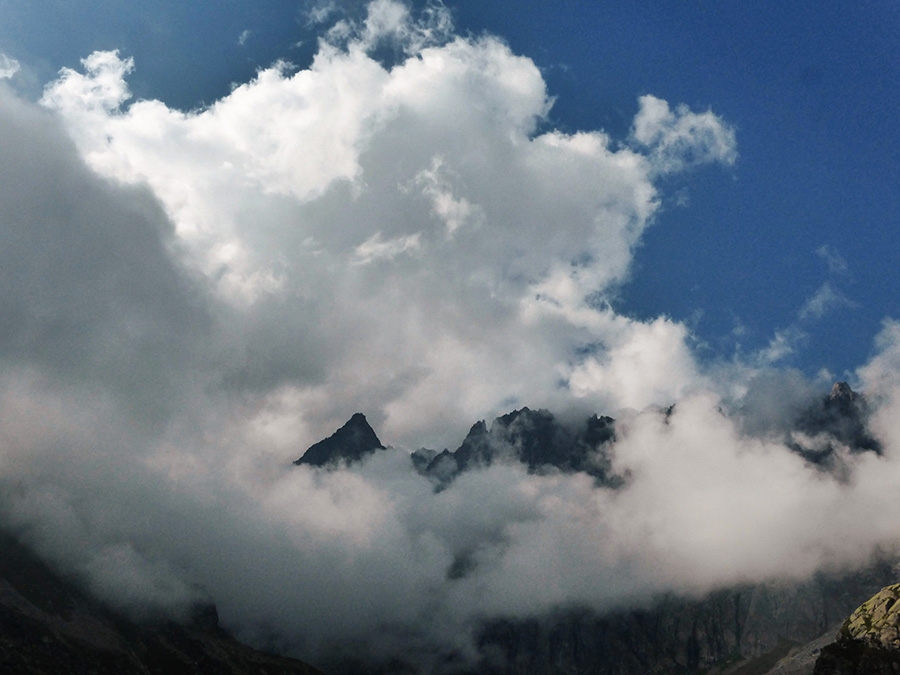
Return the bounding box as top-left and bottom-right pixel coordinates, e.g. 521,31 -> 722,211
0,532 -> 322,674
413,382 -> 879,492
294,412 -> 386,467
814,583 -> 900,674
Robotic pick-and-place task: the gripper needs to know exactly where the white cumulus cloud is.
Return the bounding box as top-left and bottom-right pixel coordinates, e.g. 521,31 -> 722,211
39,2 -> 736,446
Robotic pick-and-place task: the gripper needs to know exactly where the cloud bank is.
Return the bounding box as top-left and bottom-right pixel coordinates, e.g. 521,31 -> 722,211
38,0 -> 738,447
1,0 -> 899,670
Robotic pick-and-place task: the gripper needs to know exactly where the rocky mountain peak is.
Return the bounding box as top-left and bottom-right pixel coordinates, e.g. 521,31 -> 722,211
465,419 -> 489,437
792,381 -> 881,464
830,381 -> 856,402
294,413 -> 386,467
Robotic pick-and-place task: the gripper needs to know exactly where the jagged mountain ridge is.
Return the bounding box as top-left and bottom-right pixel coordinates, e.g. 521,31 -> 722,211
298,382 -> 878,484
413,407 -> 617,487
294,406 -> 620,484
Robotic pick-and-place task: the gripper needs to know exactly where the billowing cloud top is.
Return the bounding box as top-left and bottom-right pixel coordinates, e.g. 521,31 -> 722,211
3,0 -> 900,671
37,0 -> 736,447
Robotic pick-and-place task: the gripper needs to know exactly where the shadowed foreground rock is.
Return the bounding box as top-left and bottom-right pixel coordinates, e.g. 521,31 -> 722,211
814,583 -> 900,674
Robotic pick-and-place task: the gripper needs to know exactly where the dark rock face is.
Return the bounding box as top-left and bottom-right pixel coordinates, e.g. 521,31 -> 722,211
814,583 -> 900,675
471,560 -> 896,675
294,412 -> 386,467
791,382 -> 881,465
0,532 -> 322,675
414,407 -> 616,488
815,641 -> 900,675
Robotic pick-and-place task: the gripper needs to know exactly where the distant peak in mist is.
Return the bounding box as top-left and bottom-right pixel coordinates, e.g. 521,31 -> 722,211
305,382 -> 881,488
411,406 -> 617,489
294,412 -> 386,467
830,381 -> 856,401
790,381 -> 881,466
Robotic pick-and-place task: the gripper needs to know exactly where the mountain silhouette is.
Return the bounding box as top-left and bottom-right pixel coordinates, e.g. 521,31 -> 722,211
294,412 -> 386,467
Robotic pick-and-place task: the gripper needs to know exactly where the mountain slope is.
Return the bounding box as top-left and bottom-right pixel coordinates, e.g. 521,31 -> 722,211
0,531 -> 323,674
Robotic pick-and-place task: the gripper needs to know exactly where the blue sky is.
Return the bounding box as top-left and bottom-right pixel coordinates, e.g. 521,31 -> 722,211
2,0 -> 897,380
451,1 -> 900,378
